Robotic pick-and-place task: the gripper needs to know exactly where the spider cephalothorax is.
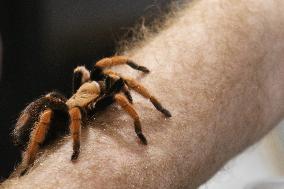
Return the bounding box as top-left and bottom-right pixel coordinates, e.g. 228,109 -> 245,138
12,55 -> 171,175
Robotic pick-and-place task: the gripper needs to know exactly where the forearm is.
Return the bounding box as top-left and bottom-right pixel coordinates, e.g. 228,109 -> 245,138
3,0 -> 284,188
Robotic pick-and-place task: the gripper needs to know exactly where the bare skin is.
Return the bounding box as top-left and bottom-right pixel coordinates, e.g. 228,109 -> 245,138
3,0 -> 284,188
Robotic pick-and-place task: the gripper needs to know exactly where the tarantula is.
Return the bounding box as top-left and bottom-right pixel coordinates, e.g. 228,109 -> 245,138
12,56 -> 171,175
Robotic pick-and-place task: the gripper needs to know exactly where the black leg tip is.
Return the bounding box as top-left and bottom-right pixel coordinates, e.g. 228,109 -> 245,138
127,61 -> 150,73
71,151 -> 79,161
140,66 -> 150,73
162,109 -> 172,117
20,168 -> 28,176
138,133 -> 148,145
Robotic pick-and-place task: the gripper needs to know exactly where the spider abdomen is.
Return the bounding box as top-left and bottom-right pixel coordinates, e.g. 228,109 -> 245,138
12,93 -> 70,150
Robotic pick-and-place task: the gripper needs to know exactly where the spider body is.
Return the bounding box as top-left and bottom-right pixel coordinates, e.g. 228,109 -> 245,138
13,92 -> 70,151
12,56 -> 171,175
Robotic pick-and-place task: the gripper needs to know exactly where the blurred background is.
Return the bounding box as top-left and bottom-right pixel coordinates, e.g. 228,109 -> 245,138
0,0 -> 175,180
199,121 -> 284,189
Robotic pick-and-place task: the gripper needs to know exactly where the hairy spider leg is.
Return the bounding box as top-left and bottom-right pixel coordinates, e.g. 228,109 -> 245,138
21,109 -> 53,175
73,66 -> 90,93
69,107 -> 82,161
105,75 -> 112,92
88,78 -> 126,114
102,70 -> 133,103
105,77 -> 125,95
103,70 -> 171,117
114,93 -> 147,145
95,56 -> 150,73
123,85 -> 133,104
123,77 -> 172,117
104,76 -> 132,103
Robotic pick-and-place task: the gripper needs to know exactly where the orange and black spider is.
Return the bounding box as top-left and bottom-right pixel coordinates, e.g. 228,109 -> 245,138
12,56 -> 171,175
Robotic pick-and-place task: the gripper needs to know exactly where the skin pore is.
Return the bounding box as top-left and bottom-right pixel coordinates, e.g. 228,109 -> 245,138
3,0 -> 284,188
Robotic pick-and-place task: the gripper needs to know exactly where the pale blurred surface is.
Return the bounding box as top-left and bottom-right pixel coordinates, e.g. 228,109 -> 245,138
199,120 -> 284,189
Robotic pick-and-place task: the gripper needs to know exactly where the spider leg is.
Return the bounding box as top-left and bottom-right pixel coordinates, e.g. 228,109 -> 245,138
105,75 -> 112,92
123,85 -> 133,104
99,70 -> 132,104
87,78 -> 125,114
114,93 -> 147,145
106,77 -> 125,95
123,77 -> 172,117
90,95 -> 115,113
20,109 -> 53,175
73,66 -> 90,93
69,107 -> 82,161
103,70 -> 169,115
95,56 -> 150,73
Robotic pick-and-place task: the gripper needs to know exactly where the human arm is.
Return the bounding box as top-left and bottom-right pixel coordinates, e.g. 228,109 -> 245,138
3,0 -> 284,188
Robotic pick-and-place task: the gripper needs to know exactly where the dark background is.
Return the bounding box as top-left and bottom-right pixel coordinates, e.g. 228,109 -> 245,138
0,0 -> 177,180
